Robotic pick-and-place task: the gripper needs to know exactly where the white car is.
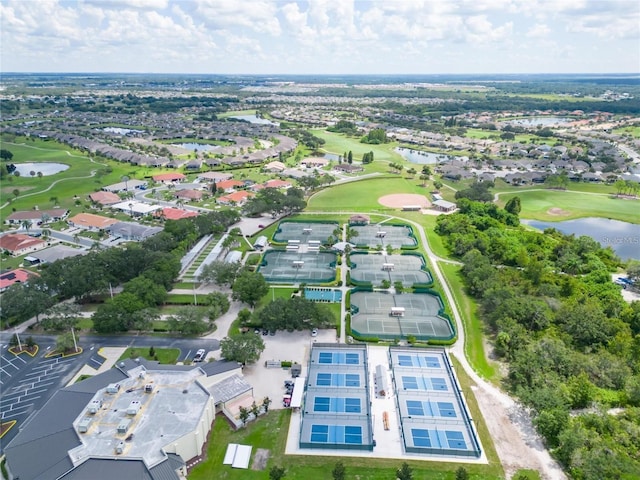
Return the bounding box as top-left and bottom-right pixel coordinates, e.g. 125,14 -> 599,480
193,349 -> 206,362
311,328 -> 318,337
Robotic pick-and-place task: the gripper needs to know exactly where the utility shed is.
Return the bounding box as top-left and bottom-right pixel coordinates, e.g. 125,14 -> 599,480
375,365 -> 389,397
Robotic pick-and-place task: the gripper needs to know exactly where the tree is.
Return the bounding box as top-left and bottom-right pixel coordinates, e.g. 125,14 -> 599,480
123,276 -> 168,307
250,401 -> 260,418
0,148 -> 13,161
262,396 -> 272,413
347,151 -> 353,164
40,303 -> 81,331
332,461 -> 346,480
232,271 -> 269,308
92,293 -> 147,333
505,196 -> 522,215
239,406 -> 250,426
269,466 -> 286,480
220,334 -> 265,365
167,306 -> 209,336
626,260 -> 640,284
56,331 -> 78,353
396,462 -> 413,480
455,466 -> 469,480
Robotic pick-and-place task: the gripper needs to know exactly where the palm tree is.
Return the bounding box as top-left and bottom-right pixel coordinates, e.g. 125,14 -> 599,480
21,220 -> 31,232
41,229 -> 51,241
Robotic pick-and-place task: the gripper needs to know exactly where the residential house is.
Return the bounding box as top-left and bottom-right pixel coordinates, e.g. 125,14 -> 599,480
0,268 -> 38,293
217,190 -> 254,206
89,191 -> 121,206
154,207 -> 199,221
334,164 -> 364,173
0,233 -> 46,256
301,157 -> 329,168
263,161 -> 286,173
67,213 -> 119,231
5,208 -> 69,227
102,179 -> 147,193
175,189 -> 204,202
107,222 -> 163,241
215,180 -> 245,193
197,172 -> 233,183
152,172 -> 186,184
263,179 -> 292,190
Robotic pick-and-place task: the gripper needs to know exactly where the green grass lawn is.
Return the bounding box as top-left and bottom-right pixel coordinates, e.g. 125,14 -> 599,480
0,137 -> 140,215
496,189 -> 640,224
188,408 -> 503,480
311,130 -> 405,165
440,263 -> 499,382
307,176 -> 433,212
613,125 -> 640,138
118,347 -> 180,364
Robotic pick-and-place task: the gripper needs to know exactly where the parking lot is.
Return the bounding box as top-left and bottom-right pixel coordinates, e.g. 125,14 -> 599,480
240,329 -> 338,409
0,344 -> 86,451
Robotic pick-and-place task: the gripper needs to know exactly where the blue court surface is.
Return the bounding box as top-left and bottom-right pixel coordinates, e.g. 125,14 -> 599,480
300,344 -> 374,451
391,347 -> 482,458
305,288 -> 342,303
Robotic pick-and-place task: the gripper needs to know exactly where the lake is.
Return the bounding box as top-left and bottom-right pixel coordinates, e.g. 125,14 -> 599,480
229,114 -> 278,125
523,217 -> 640,260
508,116 -> 573,127
175,143 -> 221,152
13,162 -> 69,176
395,147 -> 461,165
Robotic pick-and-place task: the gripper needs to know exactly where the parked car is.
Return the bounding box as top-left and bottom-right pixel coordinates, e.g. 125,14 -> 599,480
284,380 -> 295,388
311,328 -> 318,337
193,349 -> 206,362
283,395 -> 291,408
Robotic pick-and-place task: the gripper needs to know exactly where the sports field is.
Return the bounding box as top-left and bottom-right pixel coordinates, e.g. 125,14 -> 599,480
497,190 -> 640,224
258,250 -> 337,284
350,292 -> 454,341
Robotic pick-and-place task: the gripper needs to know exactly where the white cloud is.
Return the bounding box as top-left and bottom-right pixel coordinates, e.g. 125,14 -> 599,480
526,23 -> 551,38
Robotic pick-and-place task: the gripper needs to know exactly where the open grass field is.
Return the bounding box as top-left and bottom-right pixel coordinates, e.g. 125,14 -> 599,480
463,129 -> 556,145
217,109 -> 257,118
496,189 -> 640,224
613,125 -> 640,138
311,130 -> 405,165
307,176 -> 432,212
440,263 -> 498,382
0,138 -> 139,215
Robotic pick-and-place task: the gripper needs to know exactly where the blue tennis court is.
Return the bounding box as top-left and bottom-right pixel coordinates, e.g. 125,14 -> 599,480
410,429 -> 468,450
401,375 -> 448,391
318,351 -> 360,365
313,397 -> 362,413
316,373 -> 361,387
406,400 -> 456,418
310,424 -> 363,445
397,354 -> 441,368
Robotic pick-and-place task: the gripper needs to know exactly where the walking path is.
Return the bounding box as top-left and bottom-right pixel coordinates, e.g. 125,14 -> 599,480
304,210 -> 566,480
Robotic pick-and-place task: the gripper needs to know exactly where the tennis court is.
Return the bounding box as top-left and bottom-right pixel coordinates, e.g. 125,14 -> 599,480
351,224 -> 417,249
258,250 -> 337,284
390,347 -> 482,458
273,221 -> 339,244
300,344 -> 374,451
349,253 -> 433,286
350,292 -> 454,341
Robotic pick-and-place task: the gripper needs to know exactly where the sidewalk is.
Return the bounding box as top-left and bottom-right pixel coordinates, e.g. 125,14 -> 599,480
66,347 -> 127,386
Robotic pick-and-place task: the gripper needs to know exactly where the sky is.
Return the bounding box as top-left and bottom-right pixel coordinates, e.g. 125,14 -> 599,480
1,0 -> 639,75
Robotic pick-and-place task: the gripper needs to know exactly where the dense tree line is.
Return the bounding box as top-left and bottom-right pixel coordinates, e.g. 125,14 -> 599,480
360,127 -> 388,144
327,120 -> 359,135
243,296 -> 335,332
0,209 -> 239,329
436,201 -> 640,479
242,187 -> 306,217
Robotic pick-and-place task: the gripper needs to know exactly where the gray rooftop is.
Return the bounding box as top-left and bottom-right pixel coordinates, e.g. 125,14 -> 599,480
209,374 -> 252,404
27,244 -> 88,263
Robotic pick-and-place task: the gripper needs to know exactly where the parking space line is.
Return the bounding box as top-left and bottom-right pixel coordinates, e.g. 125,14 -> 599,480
14,355 -> 28,364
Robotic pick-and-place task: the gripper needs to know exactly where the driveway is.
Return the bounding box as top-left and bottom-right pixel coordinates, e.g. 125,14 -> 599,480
240,329 -> 337,408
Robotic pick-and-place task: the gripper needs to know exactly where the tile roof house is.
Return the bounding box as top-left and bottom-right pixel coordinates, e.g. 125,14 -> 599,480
154,207 -> 199,221
67,213 -> 119,230
0,233 -> 46,256
152,172 -> 186,184
197,171 -> 234,183
263,179 -> 292,189
215,180 -> 245,193
89,191 -> 121,206
263,160 -> 286,172
0,268 -> 37,292
175,189 -> 204,201
217,190 -> 254,206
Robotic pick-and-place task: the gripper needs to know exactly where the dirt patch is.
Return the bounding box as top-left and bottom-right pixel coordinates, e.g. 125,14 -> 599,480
546,207 -> 571,216
378,193 -> 431,209
251,448 -> 270,470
